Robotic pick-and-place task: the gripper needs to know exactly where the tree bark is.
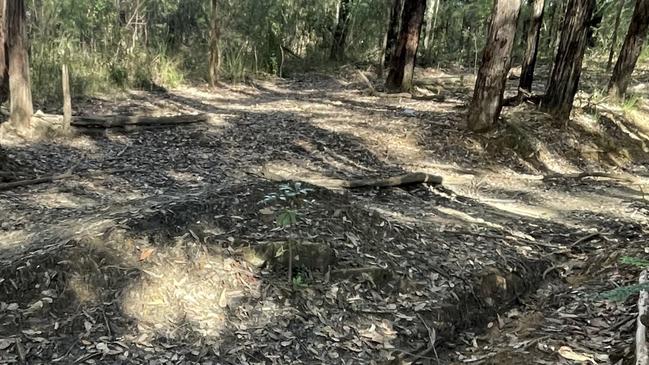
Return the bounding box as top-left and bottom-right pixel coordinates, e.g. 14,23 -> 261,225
423,0 -> 439,55
608,0 -> 649,99
0,0 -> 8,105
208,0 -> 221,87
541,0 -> 595,122
62,64 -> 72,129
385,0 -> 426,93
7,0 -> 32,129
383,0 -> 404,68
547,0 -> 565,52
519,0 -> 545,95
467,0 -> 521,132
606,0 -> 625,72
330,0 -> 352,61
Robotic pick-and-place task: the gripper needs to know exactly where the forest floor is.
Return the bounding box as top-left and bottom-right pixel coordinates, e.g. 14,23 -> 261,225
1,64 -> 649,364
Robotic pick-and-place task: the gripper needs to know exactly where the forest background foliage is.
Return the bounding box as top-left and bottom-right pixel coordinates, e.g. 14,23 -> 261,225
26,0 -> 645,104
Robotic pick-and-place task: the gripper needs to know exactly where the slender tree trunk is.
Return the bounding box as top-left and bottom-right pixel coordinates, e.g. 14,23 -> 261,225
467,0 -> 521,132
547,0 -> 565,52
423,0 -> 439,53
519,0 -> 545,95
7,0 -> 32,129
546,1 -> 556,50
208,0 -> 221,87
0,0 -> 8,104
385,0 -> 426,93
606,0 -> 625,72
383,0 -> 404,67
608,0 -> 649,99
541,0 -> 595,122
330,0 -> 352,61
428,0 -> 440,61
62,64 -> 71,129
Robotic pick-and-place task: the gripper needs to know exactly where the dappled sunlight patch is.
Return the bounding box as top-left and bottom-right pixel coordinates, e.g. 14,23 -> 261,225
0,230 -> 30,252
121,244 -> 261,340
480,199 -> 558,220
30,191 -> 95,209
167,170 -> 203,186
436,206 -> 505,230
68,273 -> 101,305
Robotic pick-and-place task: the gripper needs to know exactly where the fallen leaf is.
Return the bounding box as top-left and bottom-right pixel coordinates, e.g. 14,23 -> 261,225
0,338 -> 13,350
218,289 -> 228,308
96,342 -> 110,353
558,346 -> 596,364
139,248 -> 155,261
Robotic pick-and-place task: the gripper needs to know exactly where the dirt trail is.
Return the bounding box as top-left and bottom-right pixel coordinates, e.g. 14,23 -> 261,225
0,69 -> 648,364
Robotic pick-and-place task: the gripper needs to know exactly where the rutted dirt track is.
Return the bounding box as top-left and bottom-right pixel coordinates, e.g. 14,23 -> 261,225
1,69 -> 649,364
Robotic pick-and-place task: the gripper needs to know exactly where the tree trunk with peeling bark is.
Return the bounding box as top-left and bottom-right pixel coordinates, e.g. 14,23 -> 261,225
541,0 -> 595,122
208,0 -> 221,87
608,0 -> 649,99
467,0 -> 521,132
519,0 -> 545,95
7,0 -> 32,129
385,0 -> 426,93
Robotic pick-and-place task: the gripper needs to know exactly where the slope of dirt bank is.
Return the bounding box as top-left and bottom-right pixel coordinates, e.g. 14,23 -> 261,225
1,68 -> 648,364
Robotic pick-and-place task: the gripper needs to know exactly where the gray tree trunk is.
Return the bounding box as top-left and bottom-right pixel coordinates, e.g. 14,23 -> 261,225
467,0 -> 522,132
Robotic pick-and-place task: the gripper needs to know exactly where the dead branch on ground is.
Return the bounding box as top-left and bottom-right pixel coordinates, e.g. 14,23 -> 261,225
71,113 -> 209,128
261,168 -> 443,189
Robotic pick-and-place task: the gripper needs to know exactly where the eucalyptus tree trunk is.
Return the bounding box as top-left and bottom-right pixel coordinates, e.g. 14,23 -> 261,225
542,0 -> 595,122
606,0 -> 625,72
423,0 -> 439,55
608,0 -> 649,99
208,0 -> 221,87
0,0 -> 8,104
330,0 -> 352,61
385,0 -> 426,93
467,0 -> 521,132
383,0 -> 404,68
7,0 -> 32,129
519,0 -> 545,95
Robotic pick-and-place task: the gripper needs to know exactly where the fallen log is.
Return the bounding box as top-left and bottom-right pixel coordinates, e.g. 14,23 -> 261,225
342,172 -> 443,188
71,113 -> 209,128
261,167 -> 443,189
638,270 -> 649,365
0,172 -> 72,192
0,167 -> 141,192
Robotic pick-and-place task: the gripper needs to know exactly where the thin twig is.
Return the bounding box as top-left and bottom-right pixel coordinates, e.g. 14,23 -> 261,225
569,232 -> 601,248
413,313 -> 439,364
